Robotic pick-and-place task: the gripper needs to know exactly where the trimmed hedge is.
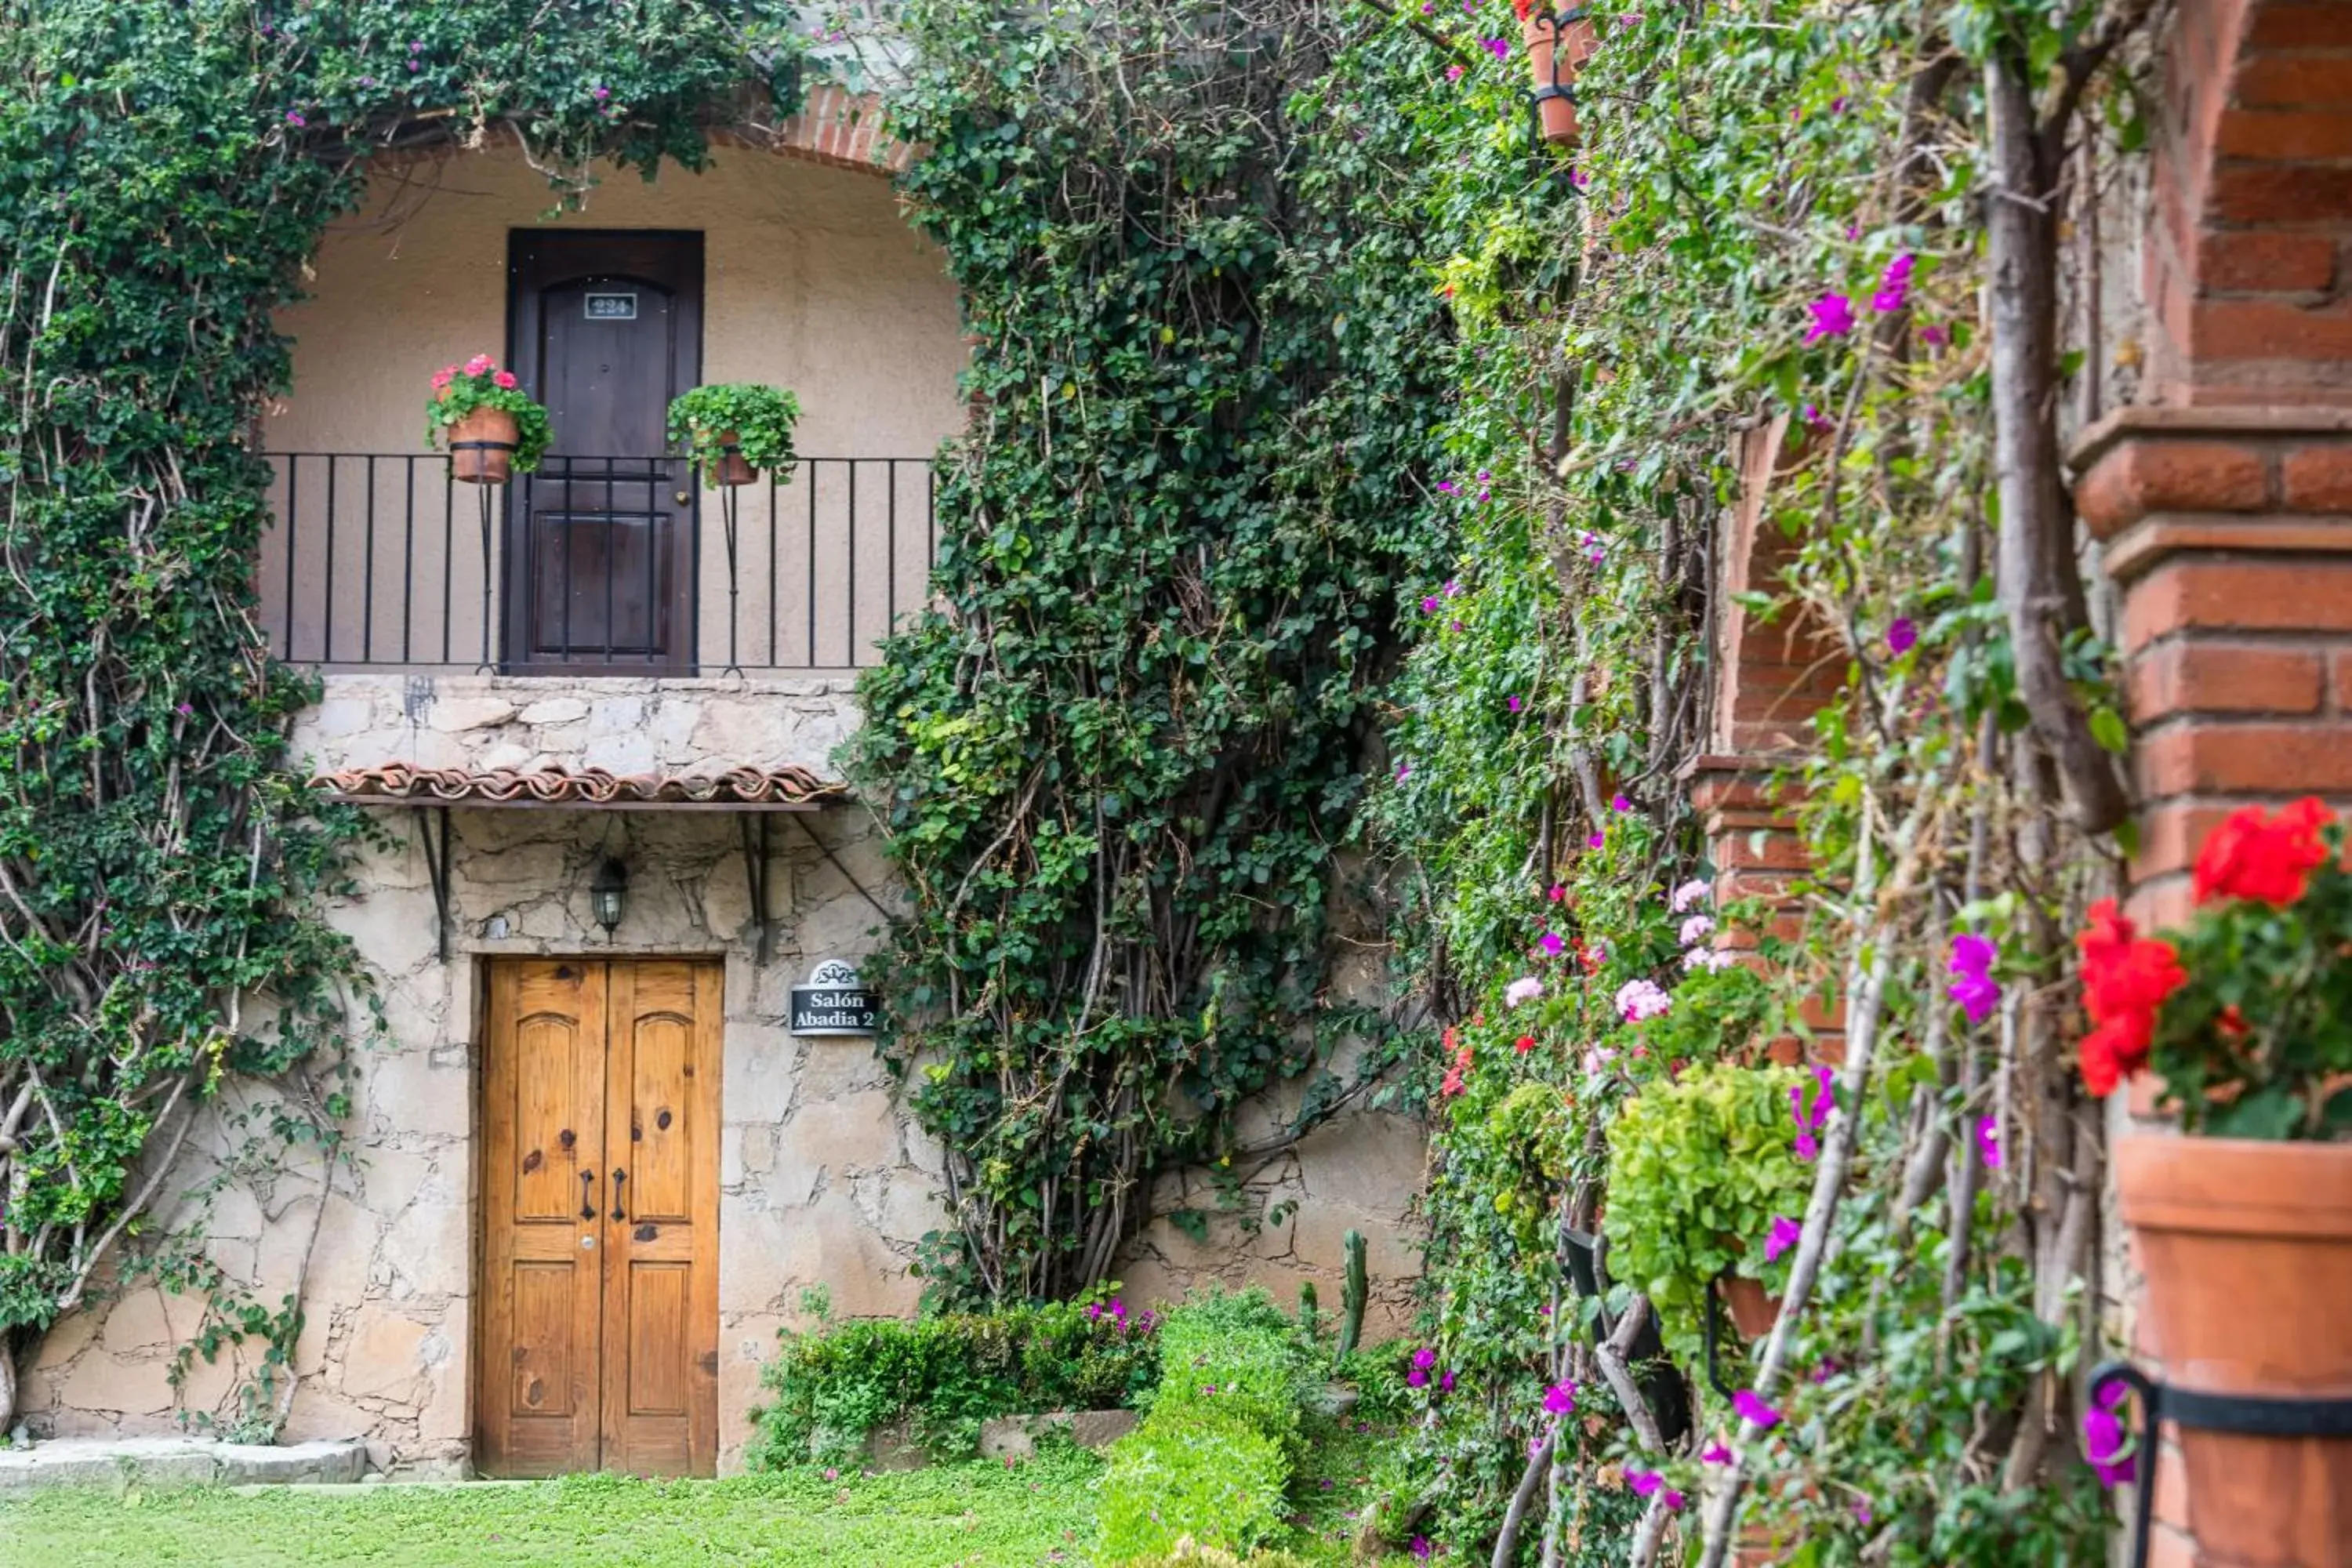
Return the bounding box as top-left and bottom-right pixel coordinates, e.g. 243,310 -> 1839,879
747,1296 -> 1157,1468
1097,1288 -> 1317,1563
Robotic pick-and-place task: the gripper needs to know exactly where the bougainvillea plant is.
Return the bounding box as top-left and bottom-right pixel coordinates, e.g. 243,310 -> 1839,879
426,355 -> 554,472
2078,797 -> 2352,1139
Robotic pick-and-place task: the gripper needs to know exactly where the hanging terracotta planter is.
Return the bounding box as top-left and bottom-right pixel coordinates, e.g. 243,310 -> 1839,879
709,429 -> 757,488
448,406 -> 520,485
1719,1274 -> 1780,1341
2115,1134 -> 2352,1565
1520,5 -> 1598,148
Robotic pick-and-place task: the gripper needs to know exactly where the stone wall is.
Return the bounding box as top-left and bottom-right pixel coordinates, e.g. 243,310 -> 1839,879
17,672 -> 1425,1475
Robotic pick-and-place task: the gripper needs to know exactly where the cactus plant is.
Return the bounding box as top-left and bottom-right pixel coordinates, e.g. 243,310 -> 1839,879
1334,1229 -> 1367,1363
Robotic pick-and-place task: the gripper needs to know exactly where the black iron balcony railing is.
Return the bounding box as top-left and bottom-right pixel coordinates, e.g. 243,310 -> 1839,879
258,452 -> 937,673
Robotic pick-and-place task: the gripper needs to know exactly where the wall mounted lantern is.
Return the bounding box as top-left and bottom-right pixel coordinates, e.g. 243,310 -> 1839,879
590,857 -> 629,935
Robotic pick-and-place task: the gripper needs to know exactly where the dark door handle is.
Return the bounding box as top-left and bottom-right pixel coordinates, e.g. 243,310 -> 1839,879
579,1171 -> 597,1221
610,1168 -> 626,1221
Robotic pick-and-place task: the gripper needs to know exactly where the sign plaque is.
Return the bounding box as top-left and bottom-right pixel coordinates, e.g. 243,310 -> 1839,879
789,959 -> 878,1037
584,290 -> 639,321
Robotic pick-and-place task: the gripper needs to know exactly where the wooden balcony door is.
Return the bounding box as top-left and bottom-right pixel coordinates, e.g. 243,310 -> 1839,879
504,230 -> 702,673
477,958 -> 721,1478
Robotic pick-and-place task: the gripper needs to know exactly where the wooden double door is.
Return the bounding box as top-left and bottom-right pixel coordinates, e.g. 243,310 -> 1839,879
477,959 -> 721,1477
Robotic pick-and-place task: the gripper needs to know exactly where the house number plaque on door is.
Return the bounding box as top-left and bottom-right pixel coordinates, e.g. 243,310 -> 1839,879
583,290 -> 638,320
789,960 -> 877,1037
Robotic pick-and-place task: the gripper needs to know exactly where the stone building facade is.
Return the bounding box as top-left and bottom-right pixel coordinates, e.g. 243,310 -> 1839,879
16,103 -> 1425,1476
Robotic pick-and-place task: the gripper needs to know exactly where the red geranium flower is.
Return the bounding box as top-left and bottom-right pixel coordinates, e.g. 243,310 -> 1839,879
2191,797 -> 2335,908
2074,898 -> 2187,1098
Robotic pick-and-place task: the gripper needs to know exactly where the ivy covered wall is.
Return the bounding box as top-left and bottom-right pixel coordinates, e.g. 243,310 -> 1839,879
0,0 -> 807,1431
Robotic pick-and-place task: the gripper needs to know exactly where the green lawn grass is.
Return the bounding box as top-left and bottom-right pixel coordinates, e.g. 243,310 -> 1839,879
0,1436 -> 1413,1568
0,1453 -> 1103,1568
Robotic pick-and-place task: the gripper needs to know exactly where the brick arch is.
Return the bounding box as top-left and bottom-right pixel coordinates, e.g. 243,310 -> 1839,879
2147,0 -> 2352,405
724,86 -> 910,176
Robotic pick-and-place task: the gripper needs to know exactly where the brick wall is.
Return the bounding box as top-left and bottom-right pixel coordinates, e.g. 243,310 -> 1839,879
2072,4 -> 2352,1560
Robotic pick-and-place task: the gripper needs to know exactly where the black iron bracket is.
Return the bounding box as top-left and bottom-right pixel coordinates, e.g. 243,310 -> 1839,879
417,806 -> 455,963
740,811 -> 775,966
783,809 -> 894,926
718,468 -> 743,677
2089,1359 -> 2352,1568
1702,1268 -> 1737,1401
474,479 -> 497,673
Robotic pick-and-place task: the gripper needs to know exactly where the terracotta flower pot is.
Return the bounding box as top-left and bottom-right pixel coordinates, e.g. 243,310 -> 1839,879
707,430 -> 757,488
2116,1134 -> 2352,1566
448,407 -> 519,485
1521,7 -> 1599,148
1721,1274 -> 1781,1341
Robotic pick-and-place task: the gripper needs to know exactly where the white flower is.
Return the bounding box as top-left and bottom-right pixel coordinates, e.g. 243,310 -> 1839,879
1683,946 -> 1737,974
1614,978 -> 1671,1022
1679,913 -> 1716,946
1670,878 -> 1711,913
1504,975 -> 1544,1008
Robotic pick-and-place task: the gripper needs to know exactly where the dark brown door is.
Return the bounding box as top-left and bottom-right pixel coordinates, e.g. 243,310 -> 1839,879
505,231 -> 702,673
478,958 -> 722,1479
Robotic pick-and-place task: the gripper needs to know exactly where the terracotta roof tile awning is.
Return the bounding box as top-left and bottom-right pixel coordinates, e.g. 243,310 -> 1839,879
316,764 -> 850,811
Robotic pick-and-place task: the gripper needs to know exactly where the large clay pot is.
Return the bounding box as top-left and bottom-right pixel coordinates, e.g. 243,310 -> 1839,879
447,407 -> 519,485
707,429 -> 757,488
1521,7 -> 1599,148
2116,1134 -> 2352,1566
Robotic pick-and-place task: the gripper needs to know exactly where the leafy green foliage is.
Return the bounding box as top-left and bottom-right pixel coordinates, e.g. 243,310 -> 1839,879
666,383 -> 802,481
0,0 -> 802,1397
746,1292 -> 1160,1468
1602,1062 -> 1813,1350
846,0 -> 1458,1302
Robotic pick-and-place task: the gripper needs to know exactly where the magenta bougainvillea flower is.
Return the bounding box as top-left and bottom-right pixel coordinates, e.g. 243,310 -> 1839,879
1886,616 -> 1917,654
1543,1381 -> 1577,1416
1546,883 -> 1566,902
1947,932 -> 2001,1022
1507,695 -> 1523,713
1791,1064 -> 1834,1131
1921,324 -> 1947,346
1420,595 -> 1441,613
1587,830 -> 1605,849
2083,1382 -> 2136,1487
1539,931 -> 1566,957
1612,793 -> 1633,812
1701,1442 -> 1733,1465
1733,1389 -> 1783,1429
1976,1115 -> 2002,1171
1764,1214 -> 1802,1263
1805,292 -> 1857,343
1871,253 -> 1915,314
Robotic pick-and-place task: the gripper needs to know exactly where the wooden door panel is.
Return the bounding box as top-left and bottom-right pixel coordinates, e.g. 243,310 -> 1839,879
504,232 -> 702,674
600,960 -> 721,1478
477,961 -> 607,1478
623,1261 -> 692,1416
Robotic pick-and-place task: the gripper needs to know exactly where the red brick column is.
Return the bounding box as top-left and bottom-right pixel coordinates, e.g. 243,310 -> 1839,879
2075,408 -> 2352,928
2074,405 -> 2352,1566
1689,418 -> 1847,1055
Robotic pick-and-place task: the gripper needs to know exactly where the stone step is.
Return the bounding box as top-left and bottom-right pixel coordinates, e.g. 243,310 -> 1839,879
0,1437 -> 368,1492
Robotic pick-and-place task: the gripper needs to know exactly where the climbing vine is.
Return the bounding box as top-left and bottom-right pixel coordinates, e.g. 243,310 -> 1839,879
1357,1 -> 2154,1562
0,0 -> 807,1429
849,0 -> 1461,1303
